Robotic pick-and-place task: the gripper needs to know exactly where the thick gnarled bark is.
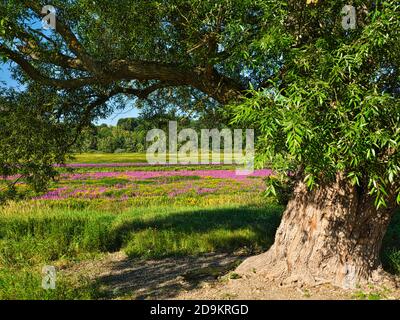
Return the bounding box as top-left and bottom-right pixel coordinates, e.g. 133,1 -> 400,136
237,174 -> 398,289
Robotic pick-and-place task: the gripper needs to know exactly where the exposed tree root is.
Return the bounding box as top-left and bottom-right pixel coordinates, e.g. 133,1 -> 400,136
237,251 -> 399,290
236,173 -> 399,290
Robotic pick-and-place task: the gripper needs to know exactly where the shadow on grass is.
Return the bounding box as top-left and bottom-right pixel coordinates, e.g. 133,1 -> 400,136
4,202 -> 398,299
111,205 -> 284,257
382,211 -> 400,274
94,205 -> 283,299
95,253 -> 244,300
92,207 -> 400,299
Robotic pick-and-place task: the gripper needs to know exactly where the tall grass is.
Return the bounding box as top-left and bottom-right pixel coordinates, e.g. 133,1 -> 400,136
70,153 -> 148,163
0,268 -> 99,300
0,200 -> 282,299
0,201 -> 282,266
70,152 -> 251,164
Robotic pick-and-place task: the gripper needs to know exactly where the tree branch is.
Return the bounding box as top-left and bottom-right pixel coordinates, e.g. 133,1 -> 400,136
115,82 -> 180,99
25,1 -> 98,72
6,2 -> 245,104
15,34 -> 86,71
0,45 -> 106,89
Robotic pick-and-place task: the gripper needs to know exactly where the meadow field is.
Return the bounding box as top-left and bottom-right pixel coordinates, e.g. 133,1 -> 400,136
1,153 -> 400,299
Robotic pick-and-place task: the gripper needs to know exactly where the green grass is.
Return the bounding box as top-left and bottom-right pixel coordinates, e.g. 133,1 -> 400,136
382,213 -> 400,274
1,198 -> 400,299
1,197 -> 397,300
69,152 -> 249,164
0,268 -> 99,300
58,164 -> 235,174
0,199 -> 282,299
70,153 -> 148,163
0,203 -> 282,266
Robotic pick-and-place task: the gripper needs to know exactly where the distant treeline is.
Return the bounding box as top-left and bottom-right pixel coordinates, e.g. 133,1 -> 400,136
75,118 -> 146,153
74,117 -> 231,154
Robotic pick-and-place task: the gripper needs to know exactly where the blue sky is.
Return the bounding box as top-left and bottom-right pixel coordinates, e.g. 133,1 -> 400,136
0,63 -> 138,126
1,14 -> 140,126
0,62 -> 20,89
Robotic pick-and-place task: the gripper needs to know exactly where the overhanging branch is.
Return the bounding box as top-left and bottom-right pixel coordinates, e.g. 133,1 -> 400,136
5,2 -> 245,104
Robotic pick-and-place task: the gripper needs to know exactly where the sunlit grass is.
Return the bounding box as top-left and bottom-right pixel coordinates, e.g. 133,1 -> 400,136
70,152 -> 252,165
70,153 -> 148,163
0,199 -> 282,299
0,201 -> 282,267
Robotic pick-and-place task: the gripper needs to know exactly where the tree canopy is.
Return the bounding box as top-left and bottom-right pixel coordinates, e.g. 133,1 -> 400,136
230,0 -> 400,207
0,0 -> 265,104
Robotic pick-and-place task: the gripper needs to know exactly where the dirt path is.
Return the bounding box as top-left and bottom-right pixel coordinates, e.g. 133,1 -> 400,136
64,252 -> 399,300
175,273 -> 352,300
65,252 -> 242,299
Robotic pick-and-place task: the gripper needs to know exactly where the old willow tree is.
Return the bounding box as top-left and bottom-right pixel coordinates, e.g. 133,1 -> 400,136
1,0 -> 399,287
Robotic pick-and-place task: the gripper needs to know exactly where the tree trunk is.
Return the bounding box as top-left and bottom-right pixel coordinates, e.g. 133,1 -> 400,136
236,173 -> 398,289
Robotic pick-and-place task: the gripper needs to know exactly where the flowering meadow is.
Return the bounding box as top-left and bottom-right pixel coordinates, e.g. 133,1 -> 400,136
35,167 -> 272,202
0,154 -> 280,298
1,153 -> 400,299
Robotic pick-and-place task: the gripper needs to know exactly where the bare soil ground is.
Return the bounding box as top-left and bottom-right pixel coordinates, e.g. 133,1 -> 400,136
63,252 -> 400,300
